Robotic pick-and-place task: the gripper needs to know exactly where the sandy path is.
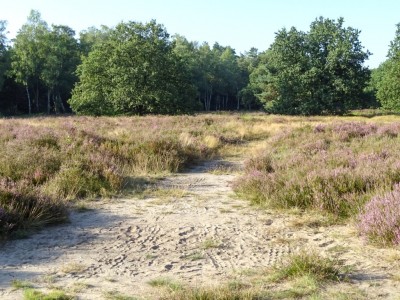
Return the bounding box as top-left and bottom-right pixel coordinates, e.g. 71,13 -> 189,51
1,159 -> 400,299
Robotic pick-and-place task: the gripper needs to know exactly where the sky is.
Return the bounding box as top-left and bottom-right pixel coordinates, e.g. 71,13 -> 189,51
0,0 -> 398,68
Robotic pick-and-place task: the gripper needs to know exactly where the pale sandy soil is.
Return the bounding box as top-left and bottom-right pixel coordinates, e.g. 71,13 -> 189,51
1,159 -> 400,299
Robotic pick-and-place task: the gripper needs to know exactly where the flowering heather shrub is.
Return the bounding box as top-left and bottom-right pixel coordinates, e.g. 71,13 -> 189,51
235,121 -> 400,219
376,122 -> 400,138
358,185 -> 400,246
332,122 -> 377,141
244,153 -> 274,173
0,179 -> 67,238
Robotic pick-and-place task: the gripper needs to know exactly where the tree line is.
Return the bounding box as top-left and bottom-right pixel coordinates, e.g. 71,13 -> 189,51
0,10 -> 399,116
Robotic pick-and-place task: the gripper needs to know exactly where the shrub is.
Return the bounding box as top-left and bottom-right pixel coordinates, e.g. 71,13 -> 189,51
0,180 -> 67,238
358,184 -> 400,246
234,122 -> 400,219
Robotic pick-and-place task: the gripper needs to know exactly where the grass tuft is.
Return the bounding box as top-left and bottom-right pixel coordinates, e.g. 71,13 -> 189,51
147,277 -> 183,291
270,251 -> 344,283
201,238 -> 221,249
11,279 -> 34,290
23,288 -> 74,300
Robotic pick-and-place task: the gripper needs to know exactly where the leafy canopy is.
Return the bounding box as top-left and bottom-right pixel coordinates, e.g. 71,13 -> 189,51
69,20 -> 197,115
256,17 -> 370,115
376,23 -> 400,111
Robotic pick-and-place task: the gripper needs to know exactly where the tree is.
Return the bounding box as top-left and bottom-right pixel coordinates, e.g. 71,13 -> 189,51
69,20 -> 197,115
238,48 -> 264,110
388,23 -> 400,59
257,17 -> 370,115
79,25 -> 111,57
376,23 -> 400,111
11,10 -> 49,114
376,60 -> 400,111
41,25 -> 80,113
0,20 -> 9,93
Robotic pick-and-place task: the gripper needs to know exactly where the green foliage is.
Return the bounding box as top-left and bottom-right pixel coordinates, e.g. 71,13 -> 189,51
257,17 -> 370,115
69,20 -> 197,115
376,24 -> 400,112
10,10 -> 80,114
388,23 -> 400,59
79,25 -> 111,56
376,59 -> 400,111
173,36 -> 251,111
41,25 -> 80,113
10,10 -> 49,113
11,279 -> 34,290
0,20 -> 9,92
238,48 -> 264,109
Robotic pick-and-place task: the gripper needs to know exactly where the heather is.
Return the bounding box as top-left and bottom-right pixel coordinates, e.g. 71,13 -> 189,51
358,185 -> 400,246
0,114 -> 263,238
234,121 -> 400,220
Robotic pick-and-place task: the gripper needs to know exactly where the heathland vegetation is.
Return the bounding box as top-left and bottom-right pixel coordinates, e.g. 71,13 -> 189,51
2,113 -> 400,249
0,114 -> 259,238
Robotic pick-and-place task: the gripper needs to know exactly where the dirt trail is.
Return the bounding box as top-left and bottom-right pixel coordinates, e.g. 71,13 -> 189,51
1,160 -> 400,299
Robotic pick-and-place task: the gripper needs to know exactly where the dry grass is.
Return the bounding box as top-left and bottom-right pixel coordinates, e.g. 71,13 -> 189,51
60,263 -> 86,274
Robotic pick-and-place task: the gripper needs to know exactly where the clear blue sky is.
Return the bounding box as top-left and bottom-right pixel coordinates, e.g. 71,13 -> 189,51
0,0 -> 398,68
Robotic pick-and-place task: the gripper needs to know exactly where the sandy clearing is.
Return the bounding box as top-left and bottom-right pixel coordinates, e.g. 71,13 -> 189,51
0,159 -> 400,299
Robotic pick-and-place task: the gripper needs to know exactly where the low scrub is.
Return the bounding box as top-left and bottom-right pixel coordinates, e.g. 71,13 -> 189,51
358,184 -> 400,246
0,179 -> 67,239
235,122 -> 400,219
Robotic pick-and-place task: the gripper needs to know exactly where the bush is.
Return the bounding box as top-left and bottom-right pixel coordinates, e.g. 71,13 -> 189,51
0,180 -> 67,238
358,184 -> 400,246
234,122 -> 400,218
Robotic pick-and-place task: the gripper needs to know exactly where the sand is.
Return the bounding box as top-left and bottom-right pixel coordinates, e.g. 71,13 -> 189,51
1,159 -> 400,299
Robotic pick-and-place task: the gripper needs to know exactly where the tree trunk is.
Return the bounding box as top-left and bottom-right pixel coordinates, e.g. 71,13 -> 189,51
236,89 -> 240,110
204,86 -> 212,111
26,85 -> 31,115
59,95 -> 66,113
35,83 -> 39,112
47,90 -> 51,114
53,94 -> 65,114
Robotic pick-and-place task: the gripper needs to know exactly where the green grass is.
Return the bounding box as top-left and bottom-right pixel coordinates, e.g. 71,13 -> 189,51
201,238 -> 221,249
182,251 -> 204,261
147,277 -> 183,291
11,279 -> 34,290
270,251 -> 344,283
103,291 -> 138,300
160,250 -> 352,300
23,289 -> 74,300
